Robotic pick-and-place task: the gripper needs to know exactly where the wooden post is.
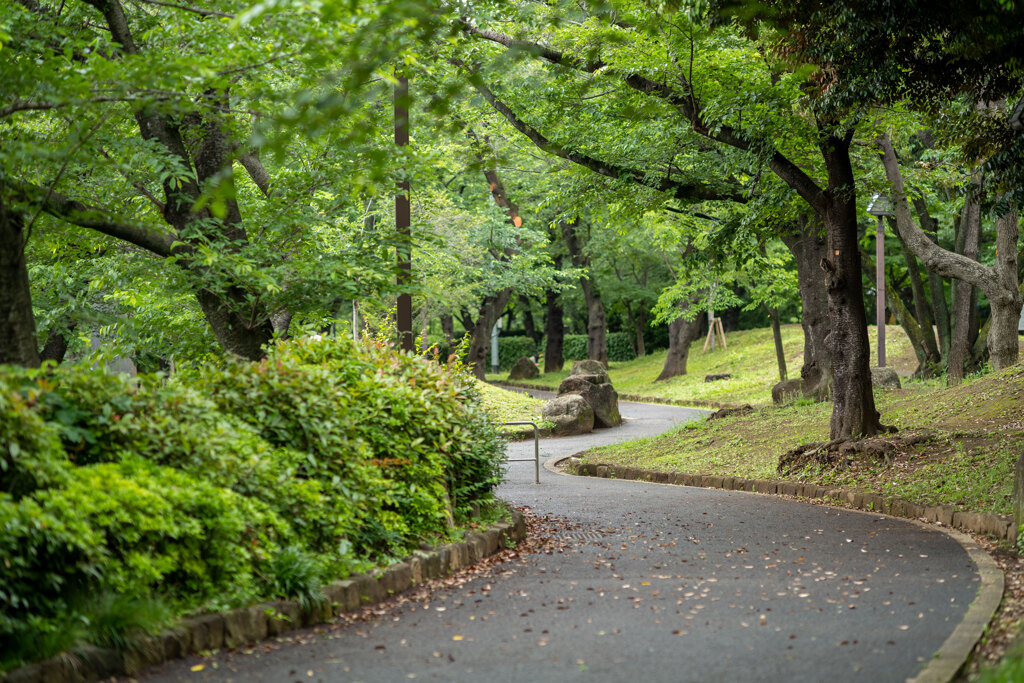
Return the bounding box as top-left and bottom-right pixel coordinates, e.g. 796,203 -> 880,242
395,72 -> 414,352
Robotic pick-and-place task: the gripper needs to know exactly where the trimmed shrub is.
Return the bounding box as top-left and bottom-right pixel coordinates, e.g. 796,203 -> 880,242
554,333 -> 635,363
607,332 -> 636,362
497,336 -> 537,370
563,334 -> 588,361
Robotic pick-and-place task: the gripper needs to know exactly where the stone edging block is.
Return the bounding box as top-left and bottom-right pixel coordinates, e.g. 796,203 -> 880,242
0,511 -> 527,683
571,461 -> 1016,543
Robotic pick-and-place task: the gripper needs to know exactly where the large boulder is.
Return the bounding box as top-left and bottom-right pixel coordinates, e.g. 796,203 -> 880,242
871,367 -> 902,390
557,375 -> 621,428
570,360 -> 610,384
542,394 -> 595,436
507,356 -> 539,380
771,378 -> 804,404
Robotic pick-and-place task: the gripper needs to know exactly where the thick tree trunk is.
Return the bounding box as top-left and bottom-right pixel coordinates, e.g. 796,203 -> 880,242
780,215 -> 832,399
39,322 -> 76,364
561,220 -> 608,367
821,133 -> 883,439
196,288 -> 274,361
467,288 -> 513,379
768,305 -> 787,381
989,209 -> 1022,369
948,173 -> 982,383
0,199 -> 41,368
544,288 -> 564,373
655,311 -> 702,381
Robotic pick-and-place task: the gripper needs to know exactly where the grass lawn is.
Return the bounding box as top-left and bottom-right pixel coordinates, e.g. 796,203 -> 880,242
475,380 -> 553,431
487,325 -> 1024,518
487,323 -> 919,406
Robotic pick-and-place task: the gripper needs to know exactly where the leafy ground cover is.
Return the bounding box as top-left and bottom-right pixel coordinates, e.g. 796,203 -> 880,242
0,339 -> 506,672
488,324 -> 919,405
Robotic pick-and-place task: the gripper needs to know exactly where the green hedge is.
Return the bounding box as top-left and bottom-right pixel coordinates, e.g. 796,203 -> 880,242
497,336 -> 537,370
560,332 -> 635,363
0,337 -> 504,671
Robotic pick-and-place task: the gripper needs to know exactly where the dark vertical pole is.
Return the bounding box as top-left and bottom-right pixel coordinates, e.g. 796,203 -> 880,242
395,72 -> 413,352
876,215 -> 886,367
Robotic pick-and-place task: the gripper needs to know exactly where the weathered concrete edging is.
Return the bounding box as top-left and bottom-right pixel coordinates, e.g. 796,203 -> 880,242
568,461 -> 1017,543
0,511 -> 527,683
565,460 -> 1007,683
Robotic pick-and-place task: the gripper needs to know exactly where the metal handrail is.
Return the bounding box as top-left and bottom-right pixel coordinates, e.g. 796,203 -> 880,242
500,421 -> 540,484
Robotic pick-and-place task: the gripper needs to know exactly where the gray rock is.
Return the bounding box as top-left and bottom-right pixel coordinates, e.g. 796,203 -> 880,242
871,366 -> 902,390
557,376 -> 621,428
569,360 -> 609,383
542,394 -> 595,435
507,356 -> 539,380
771,378 -> 804,404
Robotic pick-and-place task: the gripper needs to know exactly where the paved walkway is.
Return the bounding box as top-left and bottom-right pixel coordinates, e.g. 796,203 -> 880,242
140,397 -> 983,682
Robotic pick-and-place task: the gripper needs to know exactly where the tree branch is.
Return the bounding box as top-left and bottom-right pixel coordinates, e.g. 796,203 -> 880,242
875,132 -> 1002,298
471,79 -> 745,203
135,0 -> 235,19
463,23 -> 828,213
6,178 -> 178,256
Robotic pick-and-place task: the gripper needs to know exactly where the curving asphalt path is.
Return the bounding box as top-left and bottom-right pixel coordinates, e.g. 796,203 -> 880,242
140,396 -> 983,683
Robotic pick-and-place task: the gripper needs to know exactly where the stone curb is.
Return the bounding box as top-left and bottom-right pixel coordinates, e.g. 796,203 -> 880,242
566,460 -> 1009,682
0,511 -> 527,683
569,461 -> 1017,543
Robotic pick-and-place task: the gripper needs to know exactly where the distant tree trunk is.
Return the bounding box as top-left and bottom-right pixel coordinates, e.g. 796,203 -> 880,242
779,215 -> 832,399
440,314 -> 455,344
270,309 -> 292,338
0,199 -> 41,368
911,196 -> 952,360
466,288 -> 513,379
820,132 -> 883,439
767,305 -> 787,381
655,311 -> 702,381
39,322 -> 77,364
624,301 -> 646,357
544,288 -> 564,373
519,295 -> 541,344
561,220 -> 607,367
988,208 -> 1022,370
948,171 -> 982,384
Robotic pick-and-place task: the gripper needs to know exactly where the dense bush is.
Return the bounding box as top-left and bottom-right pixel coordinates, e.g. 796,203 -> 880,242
0,337 -> 504,671
606,332 -> 636,362
558,333 -> 635,363
496,335 -> 537,370
562,334 -> 588,361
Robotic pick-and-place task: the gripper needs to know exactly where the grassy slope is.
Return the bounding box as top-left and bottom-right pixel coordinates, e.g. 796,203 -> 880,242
488,323 -> 918,405
492,325 -> 1023,517
585,366 -> 1024,515
475,380 -> 551,429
